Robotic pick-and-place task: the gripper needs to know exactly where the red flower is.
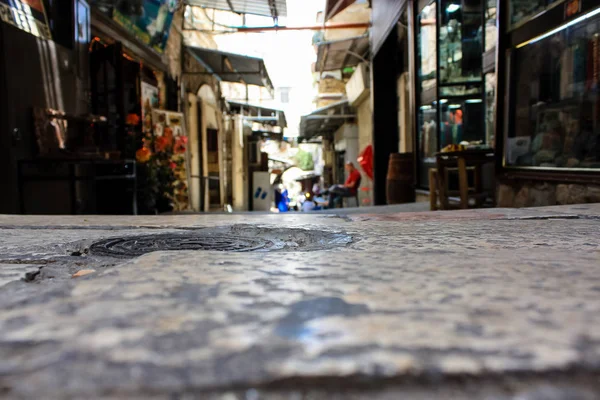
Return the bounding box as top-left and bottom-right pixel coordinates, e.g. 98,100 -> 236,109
164,127 -> 174,146
174,136 -> 188,154
169,161 -> 177,170
136,147 -> 152,163
155,136 -> 170,152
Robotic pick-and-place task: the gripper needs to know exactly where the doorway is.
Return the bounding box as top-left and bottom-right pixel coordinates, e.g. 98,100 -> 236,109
206,128 -> 221,210
336,151 -> 346,184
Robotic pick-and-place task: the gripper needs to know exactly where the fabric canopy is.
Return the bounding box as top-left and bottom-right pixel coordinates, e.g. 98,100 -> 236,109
316,35 -> 369,72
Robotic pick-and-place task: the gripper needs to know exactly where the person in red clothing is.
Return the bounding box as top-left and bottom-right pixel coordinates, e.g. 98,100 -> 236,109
326,162 -> 362,208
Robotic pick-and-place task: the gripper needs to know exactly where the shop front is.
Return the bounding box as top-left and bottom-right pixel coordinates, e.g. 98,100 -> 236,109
495,0 -> 600,206
370,0 -> 411,205
414,0 -> 494,190
0,0 -> 114,214
183,46 -> 275,212
299,100 -> 357,191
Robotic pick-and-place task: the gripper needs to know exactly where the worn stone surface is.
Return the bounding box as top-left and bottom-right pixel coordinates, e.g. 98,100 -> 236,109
0,263 -> 40,287
528,183 -> 557,207
571,184 -> 589,204
556,184 -> 570,205
0,205 -> 599,399
512,186 -> 530,208
505,183 -> 600,207
586,185 -> 600,203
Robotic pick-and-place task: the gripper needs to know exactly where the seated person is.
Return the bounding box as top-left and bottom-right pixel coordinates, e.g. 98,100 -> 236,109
326,162 -> 361,208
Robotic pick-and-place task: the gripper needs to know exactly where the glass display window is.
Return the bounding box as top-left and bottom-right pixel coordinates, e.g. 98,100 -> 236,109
419,103 -> 439,162
418,1 -> 437,95
510,0 -> 546,28
440,83 -> 482,96
439,0 -> 483,85
485,72 -> 496,146
439,97 -> 485,148
510,0 -> 568,30
418,102 -> 439,186
506,7 -> 600,169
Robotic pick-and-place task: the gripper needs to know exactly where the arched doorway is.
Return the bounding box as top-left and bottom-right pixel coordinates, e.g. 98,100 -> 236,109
188,84 -> 223,212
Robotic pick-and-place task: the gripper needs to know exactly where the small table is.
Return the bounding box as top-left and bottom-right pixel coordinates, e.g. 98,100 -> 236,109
432,149 -> 495,210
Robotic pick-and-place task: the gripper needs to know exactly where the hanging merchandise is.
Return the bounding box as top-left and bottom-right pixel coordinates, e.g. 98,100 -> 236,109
0,0 -> 51,39
141,82 -> 159,127
135,109 -> 189,214
112,0 -> 175,53
152,110 -> 189,211
357,144 -> 373,180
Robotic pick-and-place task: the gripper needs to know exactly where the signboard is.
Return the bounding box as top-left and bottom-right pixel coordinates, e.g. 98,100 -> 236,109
141,81 -> 159,132
113,0 -> 176,53
151,109 -> 190,211
0,0 -> 51,39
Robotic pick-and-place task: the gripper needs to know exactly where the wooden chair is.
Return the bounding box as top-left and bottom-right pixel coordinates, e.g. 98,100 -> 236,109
340,175 -> 362,208
429,149 -> 495,210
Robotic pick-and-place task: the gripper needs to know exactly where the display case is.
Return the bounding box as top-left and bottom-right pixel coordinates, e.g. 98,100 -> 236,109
485,72 -> 496,146
504,6 -> 600,170
439,0 -> 483,85
440,97 -> 484,146
509,0 -> 567,30
484,0 -> 497,51
415,0 -> 487,188
418,103 -> 438,185
418,1 -> 437,98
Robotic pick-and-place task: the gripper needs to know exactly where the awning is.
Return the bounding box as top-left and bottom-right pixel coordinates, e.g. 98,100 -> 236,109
316,35 -> 369,73
325,0 -> 356,21
227,100 -> 287,128
299,100 -> 355,141
185,47 -> 274,95
186,0 -> 287,18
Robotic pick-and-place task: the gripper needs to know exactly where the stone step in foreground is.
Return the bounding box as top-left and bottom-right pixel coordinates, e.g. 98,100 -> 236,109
0,204 -> 599,399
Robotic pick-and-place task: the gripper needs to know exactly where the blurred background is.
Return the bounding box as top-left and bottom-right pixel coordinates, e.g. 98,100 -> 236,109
0,0 -> 599,215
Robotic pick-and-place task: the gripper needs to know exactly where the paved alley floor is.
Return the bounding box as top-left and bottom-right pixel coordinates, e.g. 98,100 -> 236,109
0,204 -> 599,399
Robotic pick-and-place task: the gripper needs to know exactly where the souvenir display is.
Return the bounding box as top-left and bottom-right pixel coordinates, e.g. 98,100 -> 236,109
507,11 -> 600,169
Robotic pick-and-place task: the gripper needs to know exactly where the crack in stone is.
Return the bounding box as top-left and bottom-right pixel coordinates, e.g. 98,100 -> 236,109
495,215 -> 581,221
0,259 -> 56,265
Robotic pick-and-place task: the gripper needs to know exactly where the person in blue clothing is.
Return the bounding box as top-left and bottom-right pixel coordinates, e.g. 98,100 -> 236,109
275,187 -> 289,212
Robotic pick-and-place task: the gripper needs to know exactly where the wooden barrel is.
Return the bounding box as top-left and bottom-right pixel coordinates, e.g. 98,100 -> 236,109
386,153 -> 415,204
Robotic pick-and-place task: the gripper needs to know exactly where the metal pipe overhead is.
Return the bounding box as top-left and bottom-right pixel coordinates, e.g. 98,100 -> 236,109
236,22 -> 370,32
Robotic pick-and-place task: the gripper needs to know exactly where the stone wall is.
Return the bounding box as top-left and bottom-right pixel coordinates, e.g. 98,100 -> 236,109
163,8 -> 220,97
163,9 -> 184,80
497,180 -> 600,208
323,2 -> 370,42
182,51 -> 219,97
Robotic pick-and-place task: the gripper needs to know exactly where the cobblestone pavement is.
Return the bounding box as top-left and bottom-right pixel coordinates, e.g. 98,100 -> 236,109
0,204 -> 599,399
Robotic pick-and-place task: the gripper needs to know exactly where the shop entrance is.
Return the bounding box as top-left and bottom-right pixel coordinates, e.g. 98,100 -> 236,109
336,151 -> 346,184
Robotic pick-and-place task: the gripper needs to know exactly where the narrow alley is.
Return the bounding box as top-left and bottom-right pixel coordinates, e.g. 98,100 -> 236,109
0,0 -> 599,398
